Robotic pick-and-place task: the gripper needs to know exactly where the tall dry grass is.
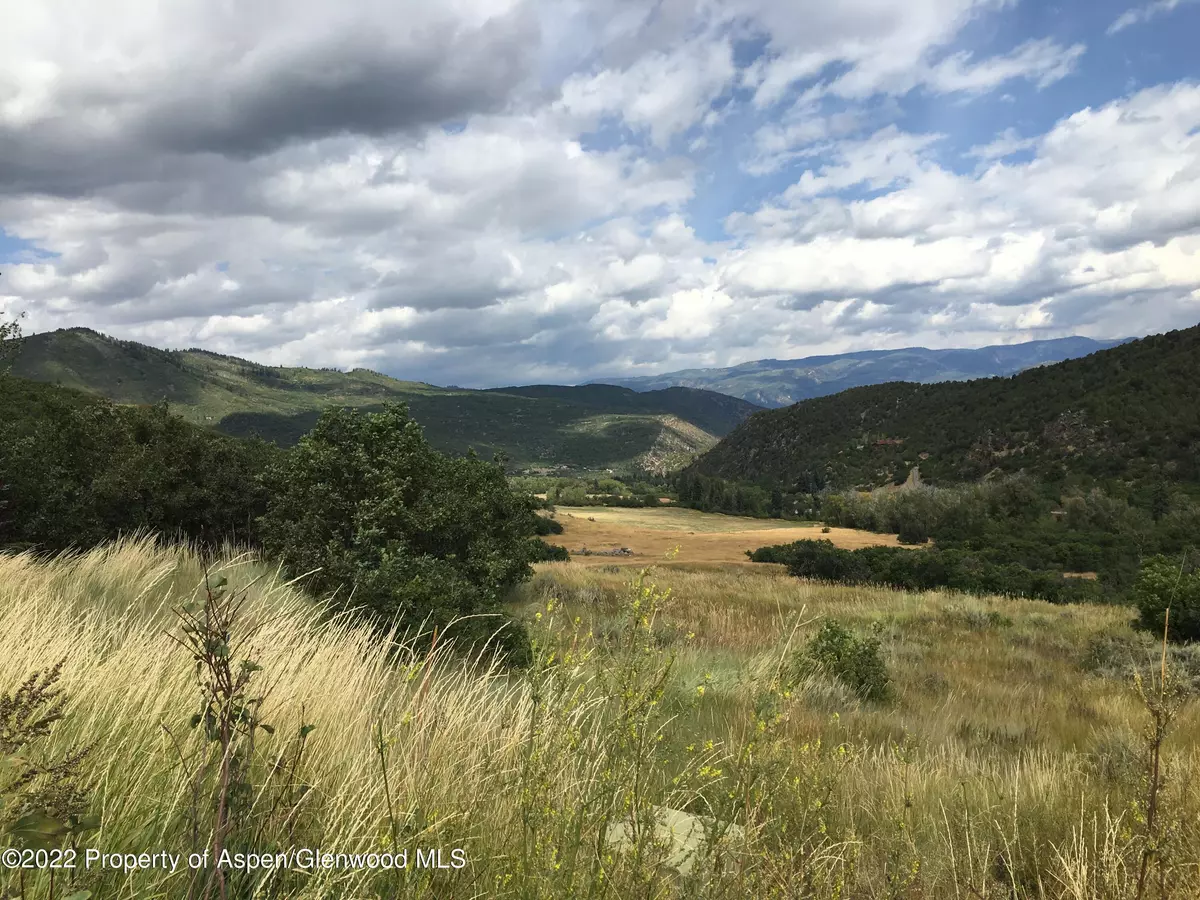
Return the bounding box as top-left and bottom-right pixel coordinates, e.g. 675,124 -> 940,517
1,541 -> 1197,898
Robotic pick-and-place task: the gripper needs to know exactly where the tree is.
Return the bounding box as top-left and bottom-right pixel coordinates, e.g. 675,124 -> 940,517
0,297 -> 24,374
1150,479 -> 1172,523
0,382 -> 277,552
257,403 -> 538,663
1132,554 -> 1200,643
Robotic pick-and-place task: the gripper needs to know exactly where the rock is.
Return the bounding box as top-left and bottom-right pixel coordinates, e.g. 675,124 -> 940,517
605,806 -> 744,875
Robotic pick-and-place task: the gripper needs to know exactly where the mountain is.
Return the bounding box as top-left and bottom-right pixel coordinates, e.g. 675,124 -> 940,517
9,328 -> 761,473
690,325 -> 1200,492
593,336 -> 1133,407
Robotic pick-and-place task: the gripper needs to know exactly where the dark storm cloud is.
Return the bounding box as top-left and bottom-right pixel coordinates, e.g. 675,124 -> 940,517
0,4 -> 539,198
136,20 -> 537,158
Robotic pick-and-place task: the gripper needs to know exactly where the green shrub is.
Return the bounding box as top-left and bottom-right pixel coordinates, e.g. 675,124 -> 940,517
748,539 -> 1100,604
794,620 -> 893,703
1132,554 -> 1200,643
528,539 -> 570,562
896,522 -> 929,545
534,516 -> 565,536
257,403 -> 538,663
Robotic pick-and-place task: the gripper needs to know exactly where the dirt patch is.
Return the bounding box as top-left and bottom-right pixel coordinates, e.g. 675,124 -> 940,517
548,509 -> 903,568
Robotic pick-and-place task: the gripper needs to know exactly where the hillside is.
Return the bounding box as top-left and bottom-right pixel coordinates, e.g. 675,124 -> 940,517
690,324 -> 1200,491
485,383 -> 755,437
10,328 -> 761,472
595,336 -> 1131,407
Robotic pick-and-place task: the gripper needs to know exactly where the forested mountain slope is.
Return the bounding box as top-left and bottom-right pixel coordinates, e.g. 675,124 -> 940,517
690,325 -> 1200,492
11,328 -> 759,472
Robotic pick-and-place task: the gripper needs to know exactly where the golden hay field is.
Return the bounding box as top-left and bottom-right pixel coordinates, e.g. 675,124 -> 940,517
3,529 -> 1199,898
549,505 -> 903,567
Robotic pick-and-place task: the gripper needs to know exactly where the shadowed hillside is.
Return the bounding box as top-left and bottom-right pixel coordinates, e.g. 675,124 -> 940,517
690,324 -> 1200,491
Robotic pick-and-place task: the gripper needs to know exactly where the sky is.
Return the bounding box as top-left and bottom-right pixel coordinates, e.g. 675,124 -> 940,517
1,0 -> 1198,388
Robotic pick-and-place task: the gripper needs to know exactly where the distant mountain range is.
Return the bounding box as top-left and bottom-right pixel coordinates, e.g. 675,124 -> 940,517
9,328 -> 762,474
592,336 -> 1134,407
689,325 -> 1200,492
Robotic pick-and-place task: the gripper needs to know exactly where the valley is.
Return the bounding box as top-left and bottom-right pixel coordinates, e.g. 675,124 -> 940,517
3,320 -> 1199,898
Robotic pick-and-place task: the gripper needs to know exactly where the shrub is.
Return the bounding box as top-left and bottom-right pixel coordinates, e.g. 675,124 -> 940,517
534,516 -> 565,536
0,662 -> 98,851
257,403 -> 538,662
528,539 -> 570,562
748,539 -> 1101,604
794,620 -> 892,703
1132,554 -> 1200,643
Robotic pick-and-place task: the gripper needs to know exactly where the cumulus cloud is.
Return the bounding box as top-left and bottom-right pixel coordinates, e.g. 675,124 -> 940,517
557,38 -> 737,147
723,82 -> 1200,347
1,0 -> 1198,387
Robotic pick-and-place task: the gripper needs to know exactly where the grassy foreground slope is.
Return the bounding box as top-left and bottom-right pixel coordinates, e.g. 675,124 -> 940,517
11,328 -> 760,472
692,324 -> 1200,491
3,539 -> 1197,898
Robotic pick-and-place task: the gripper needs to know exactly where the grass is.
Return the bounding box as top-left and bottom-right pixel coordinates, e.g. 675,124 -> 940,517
2,539 -> 1199,898
551,506 -> 808,533
550,505 -> 903,568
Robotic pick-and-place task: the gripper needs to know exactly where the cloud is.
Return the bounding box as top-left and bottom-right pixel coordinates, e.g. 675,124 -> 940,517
0,0 -> 539,194
1,1 -> 1197,388
557,38 -> 736,147
724,82 -> 1200,345
966,127 -> 1036,160
924,38 -> 1085,94
1107,0 -> 1198,35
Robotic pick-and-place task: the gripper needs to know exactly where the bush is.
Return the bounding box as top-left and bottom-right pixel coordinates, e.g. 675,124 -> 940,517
1132,554 -> 1200,643
528,539 -> 570,562
794,620 -> 892,703
534,516 -> 565,536
257,403 -> 539,662
748,539 -> 1101,604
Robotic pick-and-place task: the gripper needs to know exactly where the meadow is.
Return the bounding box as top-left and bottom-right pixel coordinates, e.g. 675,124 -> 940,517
550,504 -> 902,567
2,516 -> 1198,899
